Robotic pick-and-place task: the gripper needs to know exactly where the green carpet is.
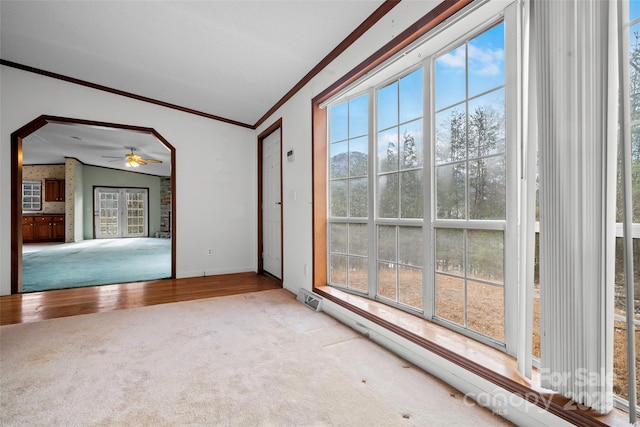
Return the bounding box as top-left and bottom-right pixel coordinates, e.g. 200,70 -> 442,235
22,238 -> 171,292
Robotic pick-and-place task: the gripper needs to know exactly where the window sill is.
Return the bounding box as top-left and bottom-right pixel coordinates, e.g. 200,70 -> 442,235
313,285 -> 629,427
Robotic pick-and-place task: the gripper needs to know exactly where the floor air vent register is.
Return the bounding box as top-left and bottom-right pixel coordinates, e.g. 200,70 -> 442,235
296,289 -> 322,312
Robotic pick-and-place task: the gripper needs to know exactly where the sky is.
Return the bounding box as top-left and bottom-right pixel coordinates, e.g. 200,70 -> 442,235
631,0 -> 640,51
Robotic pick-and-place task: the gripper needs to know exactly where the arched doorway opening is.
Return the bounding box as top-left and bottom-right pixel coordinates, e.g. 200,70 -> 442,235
11,115 -> 176,293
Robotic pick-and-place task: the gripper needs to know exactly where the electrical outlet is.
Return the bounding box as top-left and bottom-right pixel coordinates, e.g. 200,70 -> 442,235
304,263 -> 308,275
207,248 -> 213,256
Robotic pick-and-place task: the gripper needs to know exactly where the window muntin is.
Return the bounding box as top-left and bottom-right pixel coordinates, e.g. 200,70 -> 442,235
432,22 -> 506,343
376,68 -> 424,220
22,181 -> 42,211
329,94 -> 369,218
434,23 -> 506,221
376,68 -> 424,311
329,93 -> 370,293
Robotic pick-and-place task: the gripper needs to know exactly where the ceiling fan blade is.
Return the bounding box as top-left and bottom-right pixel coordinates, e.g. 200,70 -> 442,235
101,155 -> 123,159
142,158 -> 162,163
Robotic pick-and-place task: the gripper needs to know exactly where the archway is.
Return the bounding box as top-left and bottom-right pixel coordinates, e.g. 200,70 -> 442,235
11,115 -> 176,293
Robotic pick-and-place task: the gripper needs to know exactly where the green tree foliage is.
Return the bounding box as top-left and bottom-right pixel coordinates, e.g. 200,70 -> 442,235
436,103 -> 505,220
614,32 -> 640,313
330,151 -> 368,218
400,131 -> 423,218
468,105 -> 505,219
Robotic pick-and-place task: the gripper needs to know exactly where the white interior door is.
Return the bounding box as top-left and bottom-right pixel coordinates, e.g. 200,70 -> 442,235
262,129 -> 282,279
95,187 -> 148,238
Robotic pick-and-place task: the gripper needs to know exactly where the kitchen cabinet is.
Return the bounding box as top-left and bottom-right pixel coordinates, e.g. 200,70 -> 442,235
23,214 -> 65,242
52,215 -> 65,240
22,216 -> 34,242
44,179 -> 65,202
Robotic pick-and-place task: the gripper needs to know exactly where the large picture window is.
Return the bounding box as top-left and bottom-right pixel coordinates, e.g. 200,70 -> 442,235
327,18 -> 511,350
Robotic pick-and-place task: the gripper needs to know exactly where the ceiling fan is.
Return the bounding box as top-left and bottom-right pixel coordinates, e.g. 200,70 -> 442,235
103,147 -> 162,168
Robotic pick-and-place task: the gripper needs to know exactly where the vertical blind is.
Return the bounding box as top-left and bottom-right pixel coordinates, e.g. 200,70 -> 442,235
533,0 -> 616,414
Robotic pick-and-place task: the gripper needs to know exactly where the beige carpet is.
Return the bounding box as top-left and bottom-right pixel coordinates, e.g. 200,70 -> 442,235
0,289 -> 511,426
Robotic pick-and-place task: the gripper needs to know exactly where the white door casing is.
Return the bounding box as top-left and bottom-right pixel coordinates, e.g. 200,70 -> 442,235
262,129 -> 282,279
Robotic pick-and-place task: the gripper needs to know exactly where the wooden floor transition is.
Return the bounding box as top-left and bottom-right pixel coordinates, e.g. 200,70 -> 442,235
0,272 -> 281,326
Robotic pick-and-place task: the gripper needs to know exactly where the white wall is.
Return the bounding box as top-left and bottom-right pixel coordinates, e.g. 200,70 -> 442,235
70,158 -> 85,242
0,65 -> 257,295
255,1 -> 446,295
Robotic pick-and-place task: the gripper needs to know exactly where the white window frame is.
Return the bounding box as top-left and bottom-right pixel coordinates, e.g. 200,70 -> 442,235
327,1 -> 519,355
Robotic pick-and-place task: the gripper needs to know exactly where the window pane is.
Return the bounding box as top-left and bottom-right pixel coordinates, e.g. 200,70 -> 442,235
349,177 -> 368,218
377,225 -> 397,262
400,119 -> 423,169
331,254 -> 348,286
435,105 -> 466,164
435,273 -> 465,325
467,281 -> 504,341
348,223 -> 368,256
435,43 -> 466,111
348,256 -> 369,292
378,262 -> 397,300
467,230 -> 504,284
468,88 -> 505,159
330,180 -> 347,217
378,174 -> 399,218
378,127 -> 399,173
378,82 -> 398,131
330,223 -> 347,253
400,170 -> 423,218
435,228 -> 464,276
330,102 -> 348,142
399,265 -> 423,309
398,226 -> 423,267
468,156 -> 505,220
399,68 -> 423,123
632,0 -> 640,22
468,23 -> 504,98
613,318 -> 640,405
330,141 -> 348,179
349,136 -> 368,177
436,162 -> 466,219
349,94 -> 369,138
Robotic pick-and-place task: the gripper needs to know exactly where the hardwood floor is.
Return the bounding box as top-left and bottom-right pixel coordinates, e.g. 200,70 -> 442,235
0,272 -> 281,326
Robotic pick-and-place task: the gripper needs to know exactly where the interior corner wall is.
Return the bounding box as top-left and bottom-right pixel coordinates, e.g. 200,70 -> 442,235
72,159 -> 84,242
254,1 -> 452,296
0,64 -> 257,295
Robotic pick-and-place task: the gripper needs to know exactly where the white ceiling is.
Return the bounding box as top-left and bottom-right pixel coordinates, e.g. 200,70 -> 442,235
1,0 -> 386,176
23,123 -> 172,177
1,0 -> 384,126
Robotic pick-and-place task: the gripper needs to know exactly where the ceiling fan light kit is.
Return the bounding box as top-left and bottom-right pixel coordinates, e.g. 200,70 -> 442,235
106,147 -> 162,168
